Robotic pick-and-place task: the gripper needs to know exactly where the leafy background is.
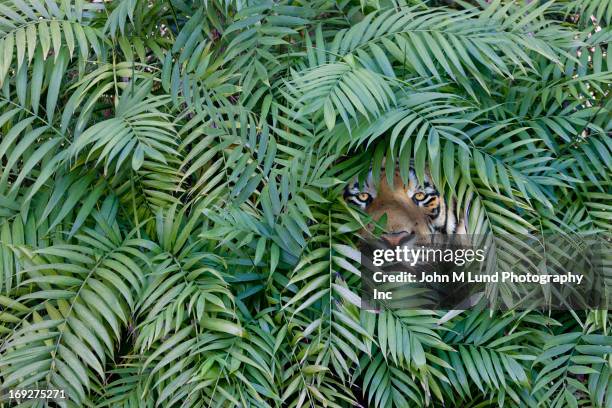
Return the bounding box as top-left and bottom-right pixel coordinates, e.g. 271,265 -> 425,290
0,0 -> 611,407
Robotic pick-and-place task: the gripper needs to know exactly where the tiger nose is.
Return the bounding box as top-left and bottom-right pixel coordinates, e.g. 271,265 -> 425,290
381,231 -> 414,247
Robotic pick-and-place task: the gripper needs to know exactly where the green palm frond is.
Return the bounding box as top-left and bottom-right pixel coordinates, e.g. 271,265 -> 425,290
1,220 -> 147,405
0,0 -> 103,87
0,0 -> 610,406
71,81 -> 178,175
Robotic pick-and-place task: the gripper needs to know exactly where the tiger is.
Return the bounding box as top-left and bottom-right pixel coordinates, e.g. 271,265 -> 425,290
344,165 -> 468,247
346,165 -> 475,312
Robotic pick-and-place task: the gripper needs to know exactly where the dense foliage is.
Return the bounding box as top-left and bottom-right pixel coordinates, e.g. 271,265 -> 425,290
0,0 -> 611,406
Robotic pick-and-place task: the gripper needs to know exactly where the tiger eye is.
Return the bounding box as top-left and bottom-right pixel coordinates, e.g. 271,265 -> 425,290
414,192 -> 425,200
358,193 -> 370,201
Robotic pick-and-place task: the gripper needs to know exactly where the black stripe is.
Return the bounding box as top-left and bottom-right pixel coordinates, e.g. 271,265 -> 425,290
421,196 -> 436,205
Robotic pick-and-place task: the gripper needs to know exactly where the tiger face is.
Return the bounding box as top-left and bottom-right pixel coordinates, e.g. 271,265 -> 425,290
344,166 -> 465,247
